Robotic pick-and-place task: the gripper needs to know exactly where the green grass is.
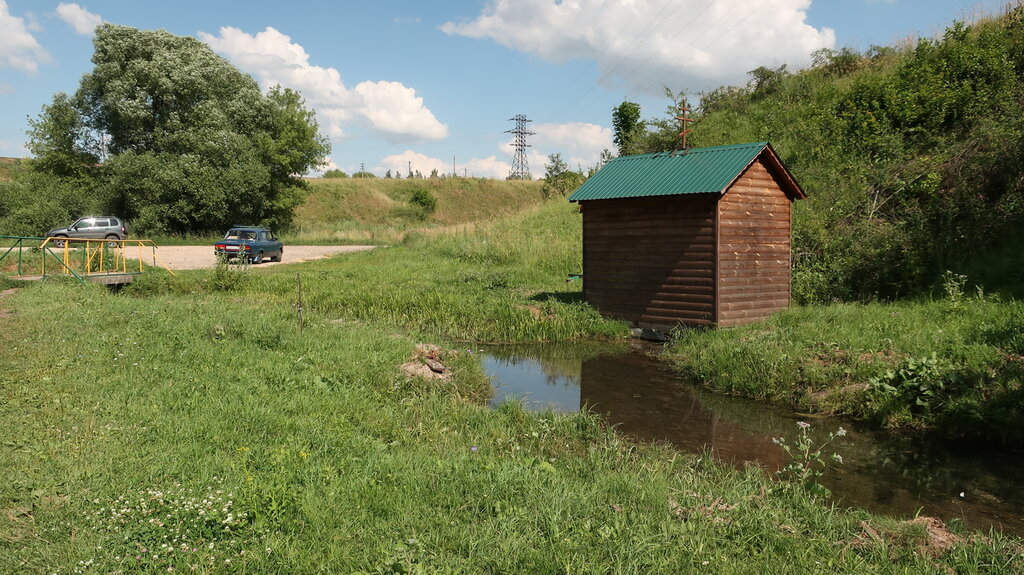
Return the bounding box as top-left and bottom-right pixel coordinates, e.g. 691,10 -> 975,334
139,177 -> 546,247
2,197 -> 1022,573
290,177 -> 545,245
665,296 -> 1024,441
132,200 -> 626,343
2,281 -> 1020,573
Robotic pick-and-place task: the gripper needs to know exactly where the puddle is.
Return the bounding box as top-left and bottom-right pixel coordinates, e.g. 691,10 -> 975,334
483,344 -> 1024,535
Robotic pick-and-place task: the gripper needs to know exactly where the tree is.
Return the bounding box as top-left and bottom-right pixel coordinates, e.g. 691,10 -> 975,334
27,24 -> 329,234
612,101 -> 644,156
540,153 -> 585,198
323,169 -> 349,178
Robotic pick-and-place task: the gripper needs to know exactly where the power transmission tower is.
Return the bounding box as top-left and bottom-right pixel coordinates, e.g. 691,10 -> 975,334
506,114 -> 534,180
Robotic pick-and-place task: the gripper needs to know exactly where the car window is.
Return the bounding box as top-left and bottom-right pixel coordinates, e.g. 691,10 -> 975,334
76,218 -> 93,229
96,218 -> 110,227
225,230 -> 239,239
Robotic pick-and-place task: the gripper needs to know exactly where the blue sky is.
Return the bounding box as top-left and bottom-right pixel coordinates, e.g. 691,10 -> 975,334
0,0 -> 1006,178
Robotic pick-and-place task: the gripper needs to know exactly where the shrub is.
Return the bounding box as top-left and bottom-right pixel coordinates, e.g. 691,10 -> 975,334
409,188 -> 438,214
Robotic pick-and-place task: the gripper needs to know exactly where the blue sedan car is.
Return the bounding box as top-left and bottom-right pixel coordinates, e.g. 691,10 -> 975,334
214,226 -> 283,264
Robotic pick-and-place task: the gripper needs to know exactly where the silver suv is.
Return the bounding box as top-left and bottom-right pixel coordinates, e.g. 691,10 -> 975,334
46,216 -> 127,247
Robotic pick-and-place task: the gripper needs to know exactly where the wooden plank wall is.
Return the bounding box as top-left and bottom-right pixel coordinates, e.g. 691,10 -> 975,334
582,195 -> 718,328
716,158 -> 793,326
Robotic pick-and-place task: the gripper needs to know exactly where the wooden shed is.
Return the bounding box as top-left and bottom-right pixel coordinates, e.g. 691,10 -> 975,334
567,141 -> 805,329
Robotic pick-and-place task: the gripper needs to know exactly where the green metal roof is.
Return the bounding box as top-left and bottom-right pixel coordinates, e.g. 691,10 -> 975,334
568,141 -> 795,202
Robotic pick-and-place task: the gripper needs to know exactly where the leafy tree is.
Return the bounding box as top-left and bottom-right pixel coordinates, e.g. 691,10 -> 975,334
611,101 -> 643,156
26,24 -> 329,234
352,170 -> 376,179
322,169 -> 348,178
541,153 -> 585,198
747,64 -> 789,97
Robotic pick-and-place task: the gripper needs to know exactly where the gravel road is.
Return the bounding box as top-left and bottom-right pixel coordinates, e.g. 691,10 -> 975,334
147,245 -> 376,271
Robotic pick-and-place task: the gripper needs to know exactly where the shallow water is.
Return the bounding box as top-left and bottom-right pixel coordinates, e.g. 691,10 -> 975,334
483,343 -> 1024,535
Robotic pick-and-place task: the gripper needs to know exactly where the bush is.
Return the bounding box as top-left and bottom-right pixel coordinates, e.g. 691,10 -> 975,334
409,188 -> 438,214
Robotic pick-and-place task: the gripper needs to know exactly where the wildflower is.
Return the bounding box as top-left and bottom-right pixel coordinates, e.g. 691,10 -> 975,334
470,445 -> 478,452
836,427 -> 847,437
796,421 -> 811,429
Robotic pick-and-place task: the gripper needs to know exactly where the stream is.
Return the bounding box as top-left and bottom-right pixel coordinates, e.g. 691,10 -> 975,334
482,343 -> 1024,535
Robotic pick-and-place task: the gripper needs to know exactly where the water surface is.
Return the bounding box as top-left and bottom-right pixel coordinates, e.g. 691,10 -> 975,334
484,344 -> 1024,535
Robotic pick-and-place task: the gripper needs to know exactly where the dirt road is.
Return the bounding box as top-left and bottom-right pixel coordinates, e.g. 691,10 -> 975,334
148,245 -> 376,271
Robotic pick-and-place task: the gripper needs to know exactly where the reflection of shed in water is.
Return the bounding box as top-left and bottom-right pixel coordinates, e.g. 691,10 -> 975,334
568,142 -> 805,329
578,353 -> 785,470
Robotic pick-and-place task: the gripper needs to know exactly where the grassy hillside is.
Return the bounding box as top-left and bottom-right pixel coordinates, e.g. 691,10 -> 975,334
631,6 -> 1024,302
0,158 -> 27,182
291,177 -> 544,244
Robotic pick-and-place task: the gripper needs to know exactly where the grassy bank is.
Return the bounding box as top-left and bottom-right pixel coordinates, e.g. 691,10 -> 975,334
3,277 -> 1021,573
133,201 -> 625,343
137,177 -> 545,247
664,295 -> 1024,443
289,177 -> 545,245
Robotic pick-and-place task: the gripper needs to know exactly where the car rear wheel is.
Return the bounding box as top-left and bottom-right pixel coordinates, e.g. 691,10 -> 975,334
52,235 -> 67,248
252,251 -> 263,264
105,235 -> 120,248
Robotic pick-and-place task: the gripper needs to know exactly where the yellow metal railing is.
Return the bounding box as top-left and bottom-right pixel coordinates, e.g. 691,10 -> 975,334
31,237 -> 176,281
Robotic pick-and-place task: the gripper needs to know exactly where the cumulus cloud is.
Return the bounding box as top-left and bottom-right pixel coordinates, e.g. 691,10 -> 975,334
442,0 -> 834,94
56,3 -> 102,35
532,122 -> 613,169
463,155 -> 513,179
377,150 -> 451,177
0,0 -> 50,73
199,26 -> 448,142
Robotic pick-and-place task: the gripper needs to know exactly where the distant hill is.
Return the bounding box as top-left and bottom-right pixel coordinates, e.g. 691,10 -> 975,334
291,177 -> 545,243
0,157 -> 25,181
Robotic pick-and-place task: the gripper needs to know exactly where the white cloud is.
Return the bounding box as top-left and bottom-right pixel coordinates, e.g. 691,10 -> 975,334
0,83 -> 14,95
55,3 -> 101,35
0,0 -> 50,73
199,26 -> 448,142
0,139 -> 28,157
532,122 -> 613,169
376,150 -> 451,177
442,0 -> 834,94
463,155 -> 512,179
354,81 -> 448,141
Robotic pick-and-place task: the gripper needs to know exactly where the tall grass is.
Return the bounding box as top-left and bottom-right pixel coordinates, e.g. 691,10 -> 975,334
666,296 -> 1024,441
131,199 -> 624,343
290,177 -> 545,244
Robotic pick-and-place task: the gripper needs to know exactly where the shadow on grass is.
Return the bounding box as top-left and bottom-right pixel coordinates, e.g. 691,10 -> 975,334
530,291 -> 585,305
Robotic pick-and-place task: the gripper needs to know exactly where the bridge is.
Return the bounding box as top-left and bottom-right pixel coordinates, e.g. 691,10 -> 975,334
0,236 -> 175,286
